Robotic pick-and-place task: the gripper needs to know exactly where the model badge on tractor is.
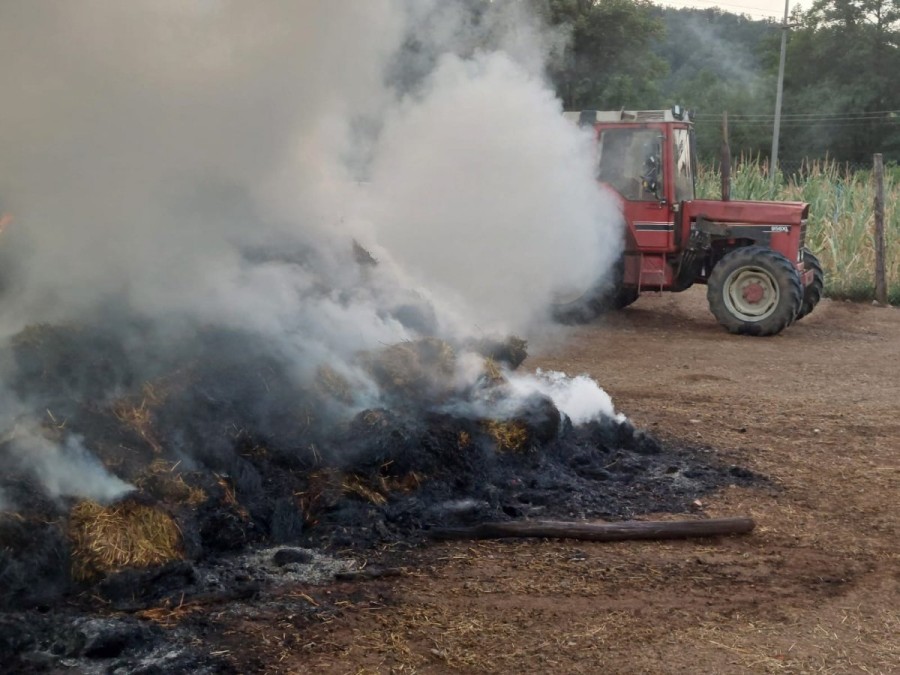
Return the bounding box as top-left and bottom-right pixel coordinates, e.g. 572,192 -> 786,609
555,107 -> 824,336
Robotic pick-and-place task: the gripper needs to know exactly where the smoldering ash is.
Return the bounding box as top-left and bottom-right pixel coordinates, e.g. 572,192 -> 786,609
0,1 -> 623,506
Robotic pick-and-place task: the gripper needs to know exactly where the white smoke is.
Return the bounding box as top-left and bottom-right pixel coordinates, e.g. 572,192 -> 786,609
441,359 -> 622,428
507,369 -> 624,425
367,51 -> 620,330
6,424 -> 134,504
0,1 -> 623,504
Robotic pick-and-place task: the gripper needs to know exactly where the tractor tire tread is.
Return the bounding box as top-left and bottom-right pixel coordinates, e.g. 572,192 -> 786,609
795,248 -> 824,321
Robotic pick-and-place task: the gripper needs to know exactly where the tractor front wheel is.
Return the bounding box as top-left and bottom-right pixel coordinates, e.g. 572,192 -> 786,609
795,248 -> 824,321
707,246 -> 803,336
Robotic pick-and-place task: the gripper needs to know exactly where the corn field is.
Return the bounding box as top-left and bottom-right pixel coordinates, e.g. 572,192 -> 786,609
696,159 -> 900,303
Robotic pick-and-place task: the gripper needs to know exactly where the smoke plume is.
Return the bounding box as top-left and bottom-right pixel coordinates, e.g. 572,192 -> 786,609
7,425 -> 134,503
0,1 -> 623,506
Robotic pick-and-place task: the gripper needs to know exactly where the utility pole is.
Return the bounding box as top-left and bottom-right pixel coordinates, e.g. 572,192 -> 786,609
770,0 -> 790,186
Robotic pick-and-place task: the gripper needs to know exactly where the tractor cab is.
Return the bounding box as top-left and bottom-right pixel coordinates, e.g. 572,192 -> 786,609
565,107 -> 696,256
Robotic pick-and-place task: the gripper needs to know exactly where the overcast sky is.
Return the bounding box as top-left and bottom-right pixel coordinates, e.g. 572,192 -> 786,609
654,0 -> 803,21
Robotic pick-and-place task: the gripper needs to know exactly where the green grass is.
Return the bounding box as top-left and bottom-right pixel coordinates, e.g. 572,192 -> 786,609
696,158 -> 900,303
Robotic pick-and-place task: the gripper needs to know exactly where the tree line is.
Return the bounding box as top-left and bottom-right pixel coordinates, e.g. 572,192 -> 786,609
537,0 -> 899,165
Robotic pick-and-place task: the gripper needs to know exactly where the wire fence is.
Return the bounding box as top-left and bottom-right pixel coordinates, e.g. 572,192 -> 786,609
693,110 -> 899,171
693,110 -> 900,126
705,157 -> 885,179
697,157 -> 900,303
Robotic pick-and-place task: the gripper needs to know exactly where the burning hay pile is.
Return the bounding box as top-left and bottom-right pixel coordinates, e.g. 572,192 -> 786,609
0,322 -> 759,618
0,296 -> 763,675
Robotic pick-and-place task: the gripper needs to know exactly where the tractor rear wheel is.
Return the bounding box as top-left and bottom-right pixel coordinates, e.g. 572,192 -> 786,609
552,278 -> 616,324
614,285 -> 640,310
552,257 -> 638,324
795,248 -> 824,321
707,246 -> 803,336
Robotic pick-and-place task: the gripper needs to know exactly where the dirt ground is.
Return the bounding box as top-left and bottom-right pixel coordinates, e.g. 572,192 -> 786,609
228,288 -> 900,674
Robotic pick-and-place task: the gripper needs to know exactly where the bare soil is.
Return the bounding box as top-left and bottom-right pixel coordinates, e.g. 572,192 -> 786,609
224,288 -> 900,674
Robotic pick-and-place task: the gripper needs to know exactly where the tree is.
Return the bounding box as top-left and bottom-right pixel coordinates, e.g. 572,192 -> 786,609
779,0 -> 900,162
540,0 -> 666,109
646,7 -> 781,161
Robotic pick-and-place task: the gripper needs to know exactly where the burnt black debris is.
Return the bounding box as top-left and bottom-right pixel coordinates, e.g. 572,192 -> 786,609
0,322 -> 764,672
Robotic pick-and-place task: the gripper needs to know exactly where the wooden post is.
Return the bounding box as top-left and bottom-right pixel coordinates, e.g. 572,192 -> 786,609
874,154 -> 887,305
721,112 -> 731,201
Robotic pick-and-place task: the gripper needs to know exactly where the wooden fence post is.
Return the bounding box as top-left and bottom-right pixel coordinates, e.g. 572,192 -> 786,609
873,154 -> 887,305
721,112 -> 731,201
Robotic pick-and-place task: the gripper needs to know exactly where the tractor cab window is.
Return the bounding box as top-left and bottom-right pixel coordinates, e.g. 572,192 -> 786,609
673,128 -> 694,202
596,129 -> 663,201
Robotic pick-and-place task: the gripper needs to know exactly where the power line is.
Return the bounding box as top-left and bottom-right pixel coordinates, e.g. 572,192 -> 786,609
697,117 -> 900,124
721,120 -> 900,127
696,109 -> 900,117
714,116 -> 900,123
694,114 -> 900,126
694,111 -> 900,120
659,0 -> 783,20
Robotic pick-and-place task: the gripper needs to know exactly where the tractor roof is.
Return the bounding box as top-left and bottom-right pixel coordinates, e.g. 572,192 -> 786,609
564,108 -> 692,125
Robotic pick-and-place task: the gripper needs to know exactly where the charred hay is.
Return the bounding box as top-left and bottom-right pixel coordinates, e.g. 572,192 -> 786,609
0,324 -> 763,589
0,322 -> 764,671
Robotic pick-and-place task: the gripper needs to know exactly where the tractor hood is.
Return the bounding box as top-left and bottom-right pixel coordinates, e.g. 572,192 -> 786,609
685,199 -> 809,225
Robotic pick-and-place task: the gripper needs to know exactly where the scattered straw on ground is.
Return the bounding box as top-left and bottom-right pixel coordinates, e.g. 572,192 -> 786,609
68,500 -> 183,581
685,603 -> 900,674
300,598 -> 652,674
137,595 -> 203,627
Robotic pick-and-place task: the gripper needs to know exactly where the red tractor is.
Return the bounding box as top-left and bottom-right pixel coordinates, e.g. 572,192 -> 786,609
556,107 -> 824,336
